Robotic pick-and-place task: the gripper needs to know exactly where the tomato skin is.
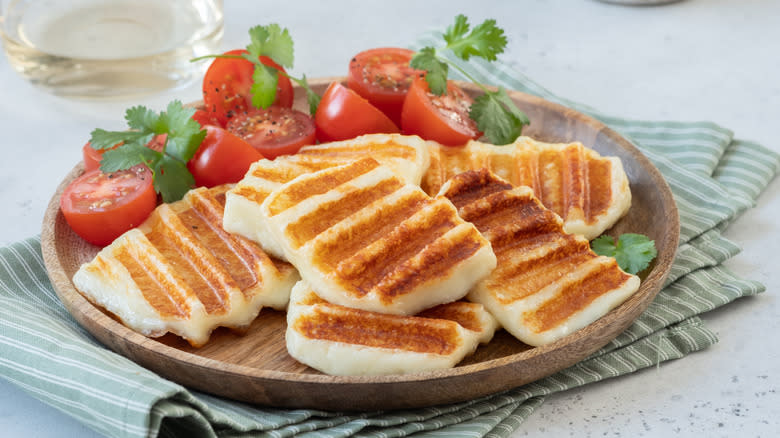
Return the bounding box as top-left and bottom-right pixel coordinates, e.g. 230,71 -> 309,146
191,108 -> 221,128
60,166 -> 157,246
315,82 -> 400,143
347,47 -> 420,126
227,106 -> 316,159
401,77 -> 480,146
82,134 -> 166,171
187,126 -> 264,188
202,49 -> 294,127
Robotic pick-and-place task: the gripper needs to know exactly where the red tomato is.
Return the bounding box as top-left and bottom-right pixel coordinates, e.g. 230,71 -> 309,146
187,126 -> 264,188
347,47 -> 421,126
401,77 -> 480,146
226,106 -> 316,159
82,134 -> 167,171
202,49 -> 294,127
191,108 -> 220,128
314,82 -> 399,143
60,166 -> 157,246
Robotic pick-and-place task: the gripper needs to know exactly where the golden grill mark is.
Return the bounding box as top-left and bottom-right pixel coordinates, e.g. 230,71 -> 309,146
372,226 -> 485,303
442,169 -> 513,210
294,304 -> 460,355
333,202 -> 459,297
232,186 -> 272,206
284,178 -> 403,249
488,239 -> 596,304
311,191 -> 431,271
562,144 -> 586,221
186,189 -> 267,294
115,245 -> 191,318
298,142 -> 416,160
267,158 -> 381,216
587,158 -> 613,224
418,302 -> 483,332
525,259 -> 632,333
151,207 -> 234,315
539,149 -> 564,217
250,163 -> 305,183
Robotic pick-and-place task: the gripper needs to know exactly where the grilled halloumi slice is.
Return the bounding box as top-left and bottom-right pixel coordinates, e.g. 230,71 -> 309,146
286,280 -> 498,376
438,169 -> 640,347
223,134 -> 431,258
259,157 -> 496,315
423,137 -> 632,240
72,186 -> 299,347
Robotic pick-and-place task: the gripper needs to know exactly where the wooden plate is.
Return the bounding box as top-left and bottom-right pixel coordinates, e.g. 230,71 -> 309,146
41,78 -> 679,411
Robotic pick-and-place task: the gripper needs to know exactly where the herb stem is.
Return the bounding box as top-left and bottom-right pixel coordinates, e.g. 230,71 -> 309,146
435,50 -> 490,94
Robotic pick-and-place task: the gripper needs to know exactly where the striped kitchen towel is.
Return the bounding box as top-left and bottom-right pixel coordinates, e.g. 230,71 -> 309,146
0,32 -> 778,438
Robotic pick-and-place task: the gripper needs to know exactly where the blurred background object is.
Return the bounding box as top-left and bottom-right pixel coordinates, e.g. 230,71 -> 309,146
0,0 -> 223,98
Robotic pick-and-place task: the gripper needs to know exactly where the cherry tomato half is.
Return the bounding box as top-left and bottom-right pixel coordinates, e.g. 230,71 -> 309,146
191,108 -> 221,128
82,134 -> 166,171
315,81 -> 399,143
202,49 -> 294,127
401,77 -> 480,146
347,47 -> 421,126
187,126 -> 264,188
226,106 -> 316,159
60,166 -> 157,246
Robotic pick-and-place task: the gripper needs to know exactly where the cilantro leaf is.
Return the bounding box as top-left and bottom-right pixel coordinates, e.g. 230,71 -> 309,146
125,105 -> 161,133
443,15 -> 506,61
89,129 -> 148,150
247,24 -> 294,68
470,88 -> 530,145
153,156 -> 195,204
157,100 -> 207,162
443,14 -> 471,45
591,233 -> 658,275
249,63 -> 280,109
90,101 -> 206,203
99,142 -> 160,173
410,47 -> 448,95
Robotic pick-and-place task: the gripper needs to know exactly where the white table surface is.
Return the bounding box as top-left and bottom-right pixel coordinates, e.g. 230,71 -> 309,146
1,1 -> 778,436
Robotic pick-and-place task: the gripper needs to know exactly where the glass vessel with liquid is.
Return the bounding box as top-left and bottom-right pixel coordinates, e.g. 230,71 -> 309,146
0,0 -> 223,98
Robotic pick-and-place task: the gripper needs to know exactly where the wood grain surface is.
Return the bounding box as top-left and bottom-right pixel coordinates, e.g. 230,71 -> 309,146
40,78 -> 679,411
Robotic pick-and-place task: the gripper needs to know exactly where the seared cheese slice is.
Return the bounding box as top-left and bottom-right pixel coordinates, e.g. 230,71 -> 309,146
438,169 -> 640,347
424,137 -> 632,240
72,186 -> 299,347
286,280 -> 498,376
259,157 -> 496,315
223,133 -> 431,258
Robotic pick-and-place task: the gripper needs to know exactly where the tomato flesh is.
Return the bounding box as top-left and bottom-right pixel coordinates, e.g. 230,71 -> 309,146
347,47 -> 420,126
315,81 -> 399,143
202,49 -> 294,127
61,166 -> 157,246
401,77 -> 480,146
226,106 -> 315,159
188,126 -> 264,188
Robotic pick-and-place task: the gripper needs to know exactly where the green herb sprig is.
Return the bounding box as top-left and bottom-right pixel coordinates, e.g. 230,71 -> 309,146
192,24 -> 321,115
591,233 -> 658,275
410,15 -> 530,145
90,101 -> 206,203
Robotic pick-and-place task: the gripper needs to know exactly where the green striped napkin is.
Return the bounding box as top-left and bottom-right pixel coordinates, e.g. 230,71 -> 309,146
1,32 -> 778,438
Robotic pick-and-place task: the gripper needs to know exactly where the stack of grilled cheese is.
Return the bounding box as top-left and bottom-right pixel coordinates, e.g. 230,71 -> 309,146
71,133 -> 642,375
438,169 -> 640,346
423,137 -> 632,240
